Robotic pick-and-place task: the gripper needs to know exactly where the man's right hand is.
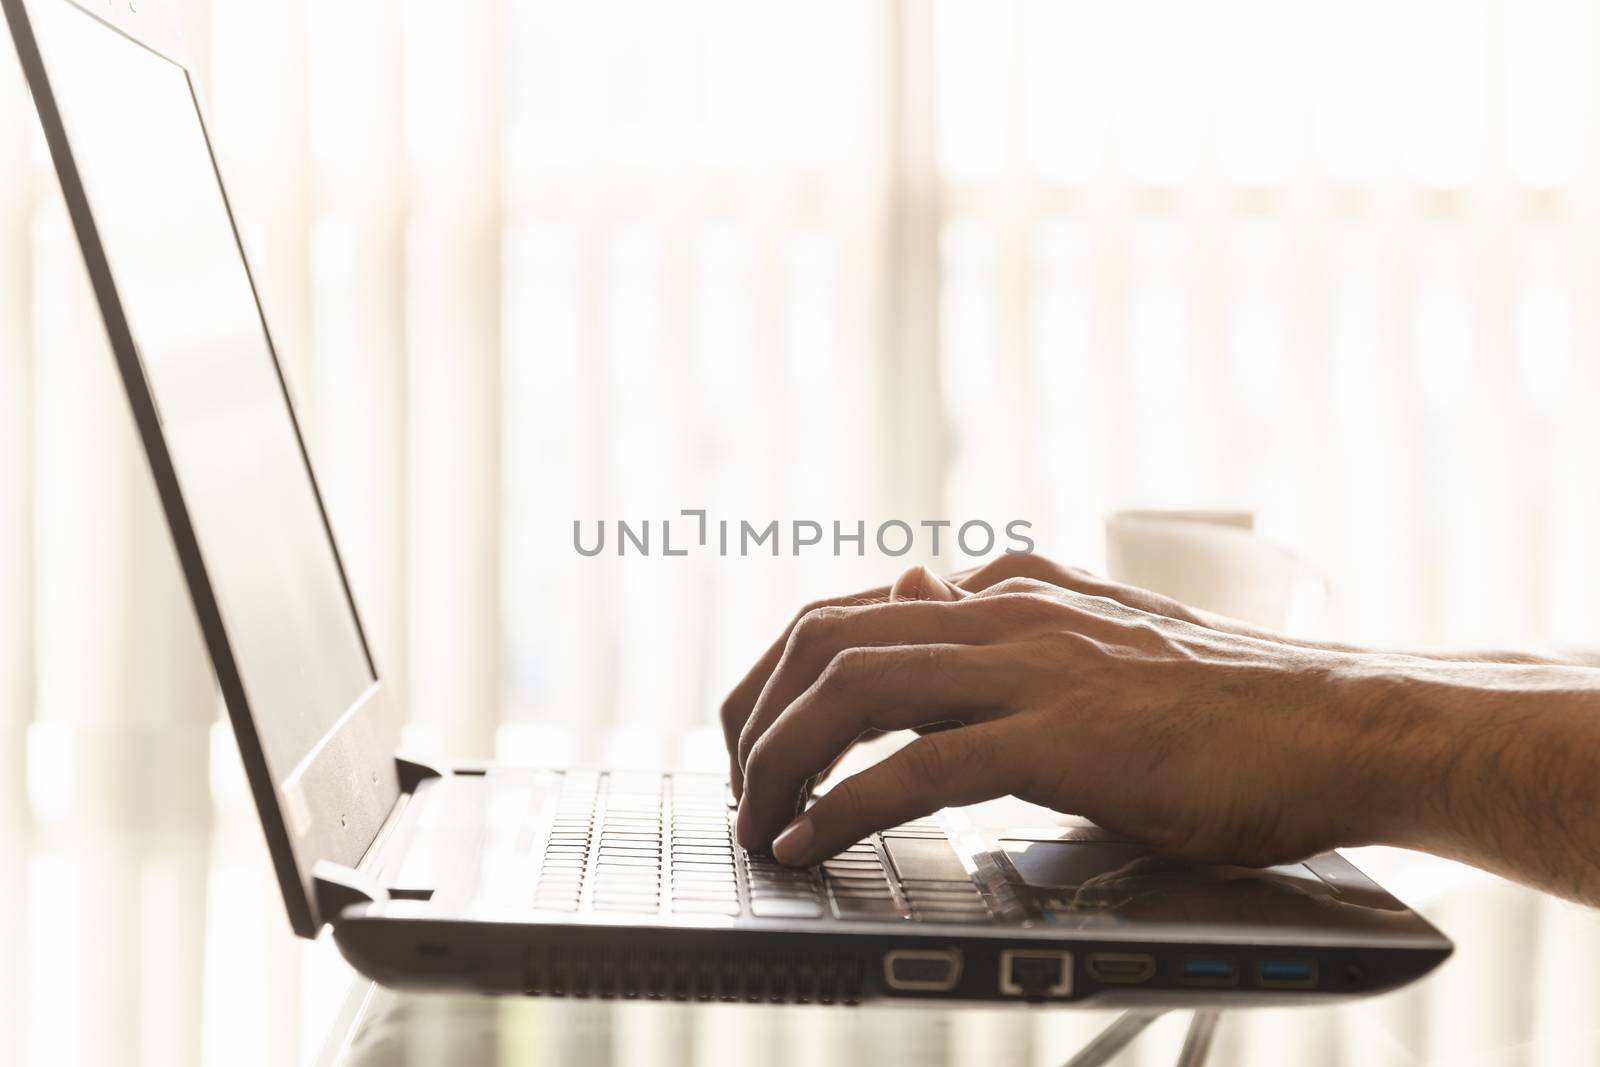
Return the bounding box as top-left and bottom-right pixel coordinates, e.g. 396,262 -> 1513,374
719,553 -> 1228,800
717,553 -> 1600,907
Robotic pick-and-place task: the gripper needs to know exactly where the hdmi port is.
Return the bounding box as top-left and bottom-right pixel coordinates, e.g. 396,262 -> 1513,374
1086,953 -> 1156,985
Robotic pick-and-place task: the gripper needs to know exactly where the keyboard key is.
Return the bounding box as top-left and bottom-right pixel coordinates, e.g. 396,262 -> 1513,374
749,880 -> 817,895
833,898 -> 904,918
826,877 -> 887,890
671,879 -> 738,895
750,897 -> 824,919
751,894 -> 818,908
534,885 -> 580,900
595,884 -> 660,898
883,837 -> 969,884
594,892 -> 660,908
540,871 -> 586,886
534,899 -> 579,912
595,854 -> 659,867
670,877 -> 736,890
906,884 -> 983,900
908,891 -> 986,907
594,867 -> 658,879
750,885 -> 815,899
672,899 -> 741,916
673,867 -> 736,880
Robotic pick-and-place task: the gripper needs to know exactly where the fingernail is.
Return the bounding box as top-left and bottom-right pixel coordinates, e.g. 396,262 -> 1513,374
772,816 -> 814,866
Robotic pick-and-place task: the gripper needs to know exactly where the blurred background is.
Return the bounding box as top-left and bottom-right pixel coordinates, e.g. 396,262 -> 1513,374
4,0 -> 1600,1064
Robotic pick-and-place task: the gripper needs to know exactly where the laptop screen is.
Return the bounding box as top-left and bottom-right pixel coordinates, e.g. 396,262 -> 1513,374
31,1 -> 375,786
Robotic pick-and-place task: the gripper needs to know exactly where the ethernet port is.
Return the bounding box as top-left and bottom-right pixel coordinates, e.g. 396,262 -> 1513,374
999,949 -> 1073,999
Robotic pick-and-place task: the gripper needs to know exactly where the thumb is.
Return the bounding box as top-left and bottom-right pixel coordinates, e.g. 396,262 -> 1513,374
889,564 -> 966,603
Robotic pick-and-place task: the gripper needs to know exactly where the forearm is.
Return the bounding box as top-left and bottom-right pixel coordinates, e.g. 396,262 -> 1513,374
1344,658 -> 1600,904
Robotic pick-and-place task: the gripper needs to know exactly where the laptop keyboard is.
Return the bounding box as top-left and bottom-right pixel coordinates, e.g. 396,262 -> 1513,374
528,771 -> 992,923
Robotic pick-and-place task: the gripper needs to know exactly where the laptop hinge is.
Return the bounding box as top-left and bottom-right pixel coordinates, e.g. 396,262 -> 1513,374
395,752 -> 446,794
312,860 -> 387,928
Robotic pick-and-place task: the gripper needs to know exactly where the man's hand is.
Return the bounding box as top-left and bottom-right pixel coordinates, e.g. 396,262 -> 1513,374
719,553 -> 1218,799
721,555 -> 1600,907
725,560 -> 1402,869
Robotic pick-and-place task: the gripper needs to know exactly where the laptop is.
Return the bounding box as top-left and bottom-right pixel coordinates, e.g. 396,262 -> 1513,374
5,0 -> 1452,1007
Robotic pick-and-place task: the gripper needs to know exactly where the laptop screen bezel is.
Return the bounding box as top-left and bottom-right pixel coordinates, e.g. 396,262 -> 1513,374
3,0 -> 404,937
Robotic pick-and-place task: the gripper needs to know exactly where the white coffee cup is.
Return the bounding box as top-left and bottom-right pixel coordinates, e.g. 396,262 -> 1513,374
1105,510 -> 1322,632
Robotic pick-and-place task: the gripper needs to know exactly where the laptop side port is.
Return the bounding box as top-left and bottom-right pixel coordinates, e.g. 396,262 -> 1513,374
999,949 -> 1073,998
1086,952 -> 1156,985
1178,957 -> 1238,987
882,948 -> 964,992
1257,959 -> 1318,989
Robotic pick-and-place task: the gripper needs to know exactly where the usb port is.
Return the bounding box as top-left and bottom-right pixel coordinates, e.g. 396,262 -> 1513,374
1178,957 -> 1238,986
1086,953 -> 1156,985
1257,959 -> 1318,989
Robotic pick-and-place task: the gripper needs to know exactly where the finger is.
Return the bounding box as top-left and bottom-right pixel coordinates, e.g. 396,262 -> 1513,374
721,585 -> 894,796
719,561 -> 1009,797
769,718 -> 1027,866
949,553 -> 1049,593
890,564 -> 967,603
964,556 -> 1208,629
968,575 -> 1063,600
969,576 -> 1156,639
736,595 -> 1040,781
780,566 -> 963,801
948,553 -> 1115,598
735,643 -> 1021,848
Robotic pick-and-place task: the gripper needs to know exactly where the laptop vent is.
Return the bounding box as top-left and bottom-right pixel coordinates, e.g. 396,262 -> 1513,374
524,946 -> 865,1005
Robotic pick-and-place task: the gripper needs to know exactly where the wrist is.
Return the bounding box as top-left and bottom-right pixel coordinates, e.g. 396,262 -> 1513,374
1310,652 -> 1600,901
1328,657 -> 1600,862
1318,657 -> 1473,852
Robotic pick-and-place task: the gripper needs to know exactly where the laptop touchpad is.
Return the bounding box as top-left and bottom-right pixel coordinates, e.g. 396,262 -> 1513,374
1003,840 -> 1158,887
996,839 -> 1381,932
